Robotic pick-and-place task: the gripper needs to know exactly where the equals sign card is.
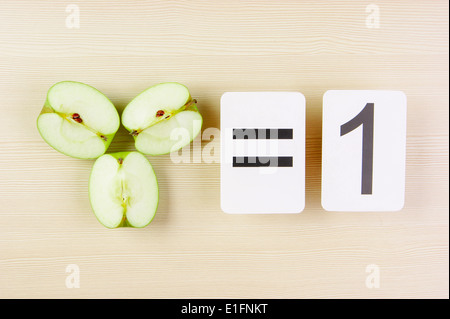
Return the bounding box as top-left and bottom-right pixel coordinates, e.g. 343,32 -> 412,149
232,128 -> 294,167
221,92 -> 305,214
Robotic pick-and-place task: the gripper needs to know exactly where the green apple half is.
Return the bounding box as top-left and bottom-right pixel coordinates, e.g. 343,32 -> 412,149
37,81 -> 120,159
89,151 -> 159,228
121,82 -> 202,155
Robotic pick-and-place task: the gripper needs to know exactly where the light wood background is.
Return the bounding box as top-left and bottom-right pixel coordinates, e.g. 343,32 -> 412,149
0,0 -> 448,299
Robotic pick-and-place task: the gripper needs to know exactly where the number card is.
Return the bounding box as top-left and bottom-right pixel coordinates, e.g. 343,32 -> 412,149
321,90 -> 407,211
220,92 -> 305,214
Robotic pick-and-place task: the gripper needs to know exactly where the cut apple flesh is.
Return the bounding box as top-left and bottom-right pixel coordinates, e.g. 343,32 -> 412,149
121,82 -> 202,155
37,81 -> 120,159
89,152 -> 159,228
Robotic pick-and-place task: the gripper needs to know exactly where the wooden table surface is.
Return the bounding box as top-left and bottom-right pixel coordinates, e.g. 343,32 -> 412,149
0,1 -> 448,299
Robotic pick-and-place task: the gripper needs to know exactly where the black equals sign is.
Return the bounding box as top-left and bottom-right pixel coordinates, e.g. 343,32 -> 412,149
233,128 -> 293,140
232,128 -> 293,167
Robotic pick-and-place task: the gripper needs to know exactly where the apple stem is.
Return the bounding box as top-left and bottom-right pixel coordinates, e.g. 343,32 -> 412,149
184,99 -> 197,109
130,129 -> 141,137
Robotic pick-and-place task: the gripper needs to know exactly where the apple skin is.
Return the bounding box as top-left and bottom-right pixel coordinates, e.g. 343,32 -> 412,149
122,82 -> 203,156
88,151 -> 159,229
36,81 -> 119,159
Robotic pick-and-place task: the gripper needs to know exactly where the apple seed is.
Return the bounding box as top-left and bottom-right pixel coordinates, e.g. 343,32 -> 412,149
72,113 -> 83,123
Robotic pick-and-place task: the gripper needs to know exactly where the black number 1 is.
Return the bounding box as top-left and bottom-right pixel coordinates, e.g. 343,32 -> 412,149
340,103 -> 374,195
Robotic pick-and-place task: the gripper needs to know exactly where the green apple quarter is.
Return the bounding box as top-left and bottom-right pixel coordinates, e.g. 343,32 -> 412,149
37,81 -> 120,159
89,151 -> 159,228
121,82 -> 203,155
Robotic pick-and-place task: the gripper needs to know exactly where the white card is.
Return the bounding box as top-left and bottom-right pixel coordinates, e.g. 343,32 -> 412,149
321,90 -> 407,211
220,92 -> 306,214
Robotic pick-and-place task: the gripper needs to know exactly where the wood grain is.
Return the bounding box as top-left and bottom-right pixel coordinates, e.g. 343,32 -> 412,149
0,0 -> 448,298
